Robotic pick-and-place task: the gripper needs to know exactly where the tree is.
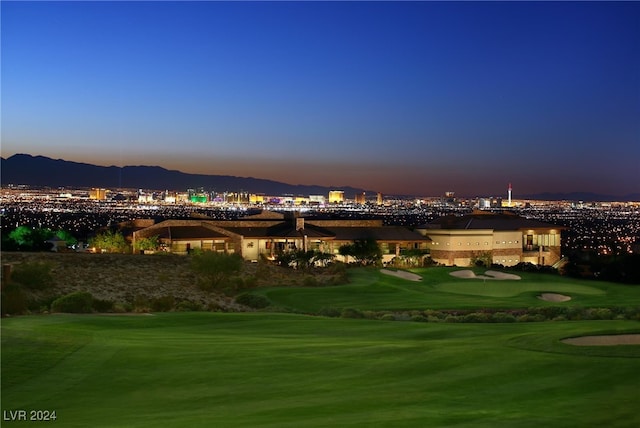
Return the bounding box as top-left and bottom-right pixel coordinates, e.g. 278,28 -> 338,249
134,235 -> 159,252
338,244 -> 353,264
7,226 -> 54,251
312,251 -> 335,267
190,251 -> 243,291
89,230 -> 129,253
55,230 -> 78,247
339,239 -> 382,266
294,250 -> 316,270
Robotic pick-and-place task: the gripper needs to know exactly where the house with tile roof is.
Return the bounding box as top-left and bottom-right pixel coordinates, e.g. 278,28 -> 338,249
132,211 -> 430,264
417,210 -> 565,267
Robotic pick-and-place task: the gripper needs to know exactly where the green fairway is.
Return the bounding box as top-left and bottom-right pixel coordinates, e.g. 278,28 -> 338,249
257,267 -> 640,312
2,313 -> 639,427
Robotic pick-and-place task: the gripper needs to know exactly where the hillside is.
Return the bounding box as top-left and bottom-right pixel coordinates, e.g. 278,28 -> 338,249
2,252 -> 245,312
1,153 -> 371,196
1,252 -> 343,315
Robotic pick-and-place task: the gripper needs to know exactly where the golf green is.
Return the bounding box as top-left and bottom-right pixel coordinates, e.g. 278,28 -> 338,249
2,313 -> 639,427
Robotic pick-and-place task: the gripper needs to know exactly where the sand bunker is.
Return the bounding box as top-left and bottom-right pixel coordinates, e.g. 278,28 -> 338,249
538,293 -> 572,302
449,270 -> 521,280
562,334 -> 640,346
380,269 -> 422,281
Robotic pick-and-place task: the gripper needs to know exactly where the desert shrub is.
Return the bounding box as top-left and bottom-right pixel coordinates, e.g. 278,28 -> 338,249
424,309 -> 445,320
244,276 -> 258,289
444,314 -> 462,323
586,308 -> 613,320
151,296 -> 175,312
113,302 -> 132,313
51,291 -> 94,313
492,312 -> 517,323
536,306 -> 568,319
318,307 -> 341,317
1,283 -> 28,316
380,313 -> 396,321
133,295 -> 151,313
175,300 -> 203,312
93,298 -> 115,313
566,306 -> 585,321
463,312 -> 493,323
11,262 -> 54,290
517,314 -> 546,323
303,276 -> 319,287
191,252 -> 244,291
235,293 -> 270,309
341,308 -> 364,319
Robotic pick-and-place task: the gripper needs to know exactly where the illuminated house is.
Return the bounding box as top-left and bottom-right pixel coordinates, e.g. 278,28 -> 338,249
418,211 -> 565,267
132,211 -> 429,263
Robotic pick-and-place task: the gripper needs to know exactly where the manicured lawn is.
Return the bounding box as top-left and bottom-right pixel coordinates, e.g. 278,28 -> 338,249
2,313 -> 639,427
258,267 -> 640,312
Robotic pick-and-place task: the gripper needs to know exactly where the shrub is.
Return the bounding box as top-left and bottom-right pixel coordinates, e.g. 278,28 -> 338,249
133,295 -> 151,313
51,291 -> 94,313
463,312 -> 493,323
93,298 -> 115,313
1,283 -> 28,316
411,315 -> 427,322
235,293 -> 270,309
175,300 -> 203,312
151,296 -> 175,312
341,308 -> 364,319
318,307 -> 341,317
11,262 -> 54,290
492,312 -> 517,323
303,276 -> 319,287
380,313 -> 396,321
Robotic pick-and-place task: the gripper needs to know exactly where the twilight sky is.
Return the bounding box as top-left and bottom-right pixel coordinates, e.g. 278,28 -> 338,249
2,1 -> 639,197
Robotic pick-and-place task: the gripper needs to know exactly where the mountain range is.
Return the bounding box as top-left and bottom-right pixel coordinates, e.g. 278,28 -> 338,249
1,154 -> 371,196
1,154 -> 638,202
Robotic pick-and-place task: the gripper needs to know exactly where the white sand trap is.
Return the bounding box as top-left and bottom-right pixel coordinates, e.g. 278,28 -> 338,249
449,270 -> 477,279
449,270 -> 521,280
562,334 -> 640,346
380,269 -> 422,281
538,293 -> 571,302
484,270 -> 521,280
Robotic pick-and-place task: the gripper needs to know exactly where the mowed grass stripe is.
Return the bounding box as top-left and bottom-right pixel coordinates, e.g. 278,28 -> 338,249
2,313 -> 639,427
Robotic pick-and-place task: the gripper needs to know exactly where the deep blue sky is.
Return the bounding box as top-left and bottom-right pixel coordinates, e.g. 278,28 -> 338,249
2,1 -> 639,197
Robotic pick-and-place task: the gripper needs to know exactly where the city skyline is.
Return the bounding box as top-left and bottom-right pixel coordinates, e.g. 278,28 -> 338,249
2,1 -> 639,197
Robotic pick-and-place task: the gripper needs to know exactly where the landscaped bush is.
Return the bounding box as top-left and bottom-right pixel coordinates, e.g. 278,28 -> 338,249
51,291 -> 94,313
11,262 -> 54,290
235,293 -> 270,309
380,313 -> 396,321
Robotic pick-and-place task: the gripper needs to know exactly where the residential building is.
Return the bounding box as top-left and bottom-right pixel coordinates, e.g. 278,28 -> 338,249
132,211 -> 430,264
417,210 -> 565,267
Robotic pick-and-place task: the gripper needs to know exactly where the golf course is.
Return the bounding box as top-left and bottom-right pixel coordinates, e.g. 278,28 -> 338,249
2,267 -> 639,427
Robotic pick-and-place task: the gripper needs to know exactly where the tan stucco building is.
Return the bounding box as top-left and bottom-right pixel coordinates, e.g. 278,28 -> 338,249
133,211 -> 430,264
418,211 -> 565,267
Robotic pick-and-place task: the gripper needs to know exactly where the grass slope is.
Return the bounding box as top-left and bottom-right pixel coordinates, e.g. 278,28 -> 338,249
2,313 -> 639,427
258,267 -> 640,312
